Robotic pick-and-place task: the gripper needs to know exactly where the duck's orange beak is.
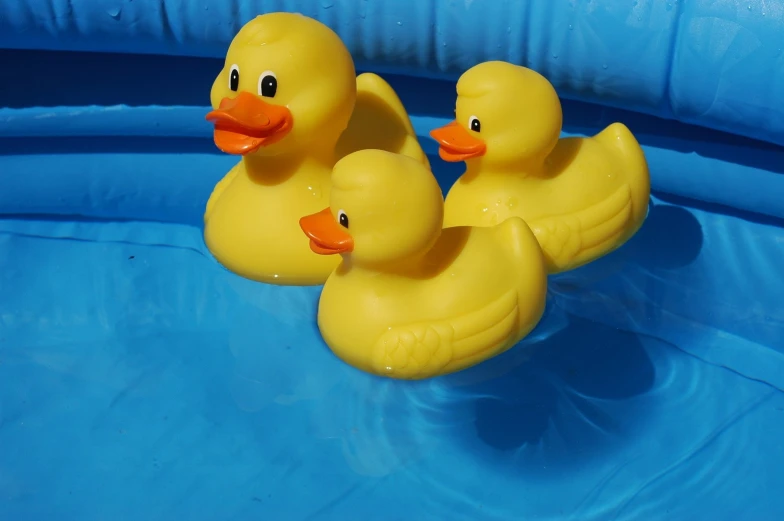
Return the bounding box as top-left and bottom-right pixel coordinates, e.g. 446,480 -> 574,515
205,92 -> 293,155
429,121 -> 486,162
299,208 -> 354,255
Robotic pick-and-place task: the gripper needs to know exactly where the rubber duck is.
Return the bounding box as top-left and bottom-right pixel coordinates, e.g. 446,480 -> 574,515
430,61 -> 651,274
299,149 -> 548,379
204,12 -> 428,285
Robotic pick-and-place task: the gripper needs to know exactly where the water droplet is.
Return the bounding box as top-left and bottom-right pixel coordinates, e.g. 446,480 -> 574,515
568,24 -> 573,30
507,26 -> 511,33
107,6 -> 121,19
552,53 -> 559,59
602,63 -> 608,69
666,3 -> 672,11
748,4 -> 752,10
637,16 -> 642,21
396,21 -> 402,26
321,0 -> 334,8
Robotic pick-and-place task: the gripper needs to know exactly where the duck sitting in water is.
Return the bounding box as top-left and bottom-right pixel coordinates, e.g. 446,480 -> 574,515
204,12 -> 428,285
299,149 -> 547,380
430,60 -> 650,274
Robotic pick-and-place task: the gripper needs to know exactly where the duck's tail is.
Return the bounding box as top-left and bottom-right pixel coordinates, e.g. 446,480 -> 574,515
335,73 -> 429,168
493,217 -> 548,330
494,217 -> 544,267
593,122 -> 651,225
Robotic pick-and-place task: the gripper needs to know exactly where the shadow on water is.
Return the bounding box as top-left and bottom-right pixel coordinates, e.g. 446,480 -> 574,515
217,165 -> 703,479
306,198 -> 703,476
298,297 -> 658,478
626,199 -> 704,271
433,309 -> 656,465
217,197 -> 690,480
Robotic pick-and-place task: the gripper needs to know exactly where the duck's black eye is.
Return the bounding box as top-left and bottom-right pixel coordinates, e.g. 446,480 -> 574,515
338,210 -> 349,229
258,71 -> 278,98
469,115 -> 481,133
229,65 -> 240,92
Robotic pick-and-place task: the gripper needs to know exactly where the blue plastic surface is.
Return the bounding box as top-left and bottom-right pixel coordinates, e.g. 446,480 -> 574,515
2,0 -> 784,146
2,6 -> 784,521
1,183 -> 783,521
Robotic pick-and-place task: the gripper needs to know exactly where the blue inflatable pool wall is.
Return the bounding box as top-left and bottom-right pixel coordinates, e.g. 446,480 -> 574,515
2,0 -> 784,220
1,1 -> 783,520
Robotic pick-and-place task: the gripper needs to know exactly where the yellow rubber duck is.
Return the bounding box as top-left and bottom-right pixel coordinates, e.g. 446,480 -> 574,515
298,149 -> 548,380
204,12 -> 428,285
430,61 -> 651,274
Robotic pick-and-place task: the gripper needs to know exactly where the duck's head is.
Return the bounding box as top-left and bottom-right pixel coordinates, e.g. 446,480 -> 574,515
299,149 -> 444,269
206,13 -> 356,157
430,61 -> 562,167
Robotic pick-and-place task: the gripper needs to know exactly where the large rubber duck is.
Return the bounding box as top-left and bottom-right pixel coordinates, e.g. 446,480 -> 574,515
299,149 -> 547,379
204,12 -> 428,285
430,61 -> 650,274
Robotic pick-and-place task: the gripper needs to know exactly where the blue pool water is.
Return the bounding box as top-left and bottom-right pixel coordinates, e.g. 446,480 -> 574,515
1,50 -> 784,520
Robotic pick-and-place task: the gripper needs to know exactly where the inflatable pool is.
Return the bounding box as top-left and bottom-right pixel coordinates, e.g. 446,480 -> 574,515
1,1 -> 782,519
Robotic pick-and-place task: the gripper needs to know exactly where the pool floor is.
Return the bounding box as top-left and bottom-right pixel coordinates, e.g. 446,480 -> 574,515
1,195 -> 783,520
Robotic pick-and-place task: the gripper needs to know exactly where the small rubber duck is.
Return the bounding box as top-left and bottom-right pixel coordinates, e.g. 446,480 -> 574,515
299,149 -> 548,380
204,12 -> 428,285
430,61 -> 651,274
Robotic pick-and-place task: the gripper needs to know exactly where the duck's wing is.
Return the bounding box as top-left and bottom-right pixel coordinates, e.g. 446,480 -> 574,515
371,289 -> 519,379
335,73 -> 429,168
529,184 -> 633,273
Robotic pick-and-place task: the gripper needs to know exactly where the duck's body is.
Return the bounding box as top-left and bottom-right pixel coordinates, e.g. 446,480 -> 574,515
319,221 -> 546,378
204,153 -> 337,284
204,13 -> 427,285
444,123 -> 649,271
300,150 -> 547,379
431,61 -> 650,273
